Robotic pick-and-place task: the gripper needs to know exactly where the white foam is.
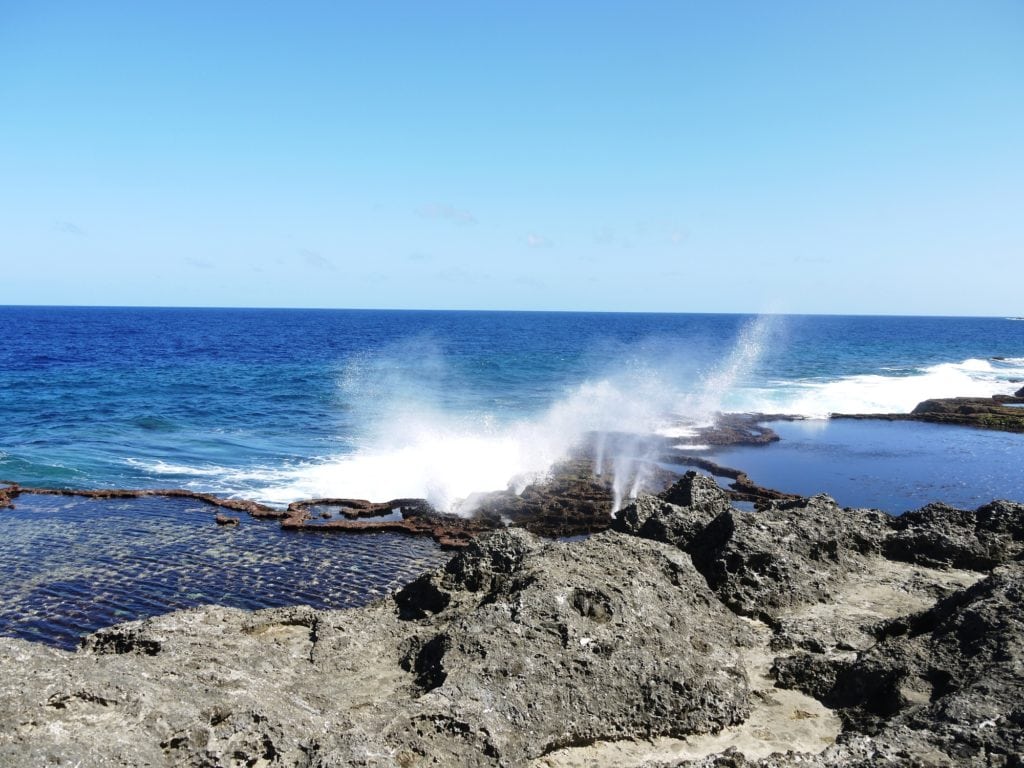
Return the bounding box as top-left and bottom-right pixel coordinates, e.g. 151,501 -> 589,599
254,376 -> 676,513
252,317 -> 779,513
732,357 -> 1024,419
123,330 -> 1022,512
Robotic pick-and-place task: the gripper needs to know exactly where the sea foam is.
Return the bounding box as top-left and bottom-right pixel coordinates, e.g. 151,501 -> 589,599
249,316 -> 779,513
732,357 -> 1024,419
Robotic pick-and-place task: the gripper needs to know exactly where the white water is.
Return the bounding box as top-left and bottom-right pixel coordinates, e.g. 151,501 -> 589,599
126,348 -> 1023,512
242,316 -> 779,512
731,357 -> 1024,419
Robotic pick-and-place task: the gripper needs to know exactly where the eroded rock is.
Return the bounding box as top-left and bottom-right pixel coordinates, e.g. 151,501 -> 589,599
884,499 -> 1024,570
688,495 -> 889,621
0,528 -> 755,767
613,471 -> 731,550
2,477 -> 1024,767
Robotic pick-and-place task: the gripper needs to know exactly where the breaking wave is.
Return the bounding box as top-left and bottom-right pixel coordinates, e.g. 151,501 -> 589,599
732,357 -> 1024,419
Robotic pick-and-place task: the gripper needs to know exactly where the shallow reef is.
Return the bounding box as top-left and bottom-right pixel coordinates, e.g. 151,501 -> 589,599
2,473 -> 1023,766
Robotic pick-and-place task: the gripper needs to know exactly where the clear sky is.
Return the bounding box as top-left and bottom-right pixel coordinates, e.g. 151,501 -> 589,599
1,1 -> 1021,314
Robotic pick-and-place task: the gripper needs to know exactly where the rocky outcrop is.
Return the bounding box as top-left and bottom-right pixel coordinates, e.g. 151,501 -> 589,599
0,527 -> 756,767
833,393 -> 1024,433
770,562 -> 1024,767
884,499 -> 1024,570
688,495 -> 889,621
612,471 -> 732,550
2,477 -> 1023,767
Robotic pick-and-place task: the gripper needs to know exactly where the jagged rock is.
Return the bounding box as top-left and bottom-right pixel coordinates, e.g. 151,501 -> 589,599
884,499 -> 1024,570
833,395 -> 1024,433
612,471 -> 731,549
0,528 -> 755,767
660,471 -> 735,516
770,562 -> 1024,767
1016,385 -> 1024,398
689,495 -> 889,621
3,476 -> 1024,767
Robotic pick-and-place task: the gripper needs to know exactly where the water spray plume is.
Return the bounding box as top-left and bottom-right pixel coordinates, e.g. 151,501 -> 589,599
254,317 -> 779,513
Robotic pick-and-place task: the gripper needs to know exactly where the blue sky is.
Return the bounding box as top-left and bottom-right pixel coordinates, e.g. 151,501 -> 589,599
1,1 -> 1021,314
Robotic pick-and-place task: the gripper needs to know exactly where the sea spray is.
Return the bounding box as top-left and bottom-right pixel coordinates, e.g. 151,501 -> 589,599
729,357 -> 1024,418
254,317 -> 781,514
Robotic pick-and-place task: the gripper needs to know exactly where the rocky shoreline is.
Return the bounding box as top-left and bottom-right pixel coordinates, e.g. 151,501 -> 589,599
833,386 -> 1024,433
2,473 -> 1022,766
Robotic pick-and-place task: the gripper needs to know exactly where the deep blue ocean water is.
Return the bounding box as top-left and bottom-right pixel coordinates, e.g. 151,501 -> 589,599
3,307 -> 1023,510
3,307 -> 1024,648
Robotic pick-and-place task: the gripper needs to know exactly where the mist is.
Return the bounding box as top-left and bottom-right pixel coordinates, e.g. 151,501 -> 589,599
256,316 -> 780,513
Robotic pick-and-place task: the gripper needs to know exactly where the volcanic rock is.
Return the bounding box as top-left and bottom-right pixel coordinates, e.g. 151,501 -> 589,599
688,495 -> 889,621
3,477 -> 1024,767
884,499 -> 1024,570
0,528 -> 755,766
771,562 -> 1024,767
613,471 -> 731,550
833,394 -> 1024,433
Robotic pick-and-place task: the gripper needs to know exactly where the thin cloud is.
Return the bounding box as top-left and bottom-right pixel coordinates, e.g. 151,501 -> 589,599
433,267 -> 489,283
669,228 -> 689,245
515,275 -> 544,289
185,257 -> 214,270
299,248 -> 335,270
525,233 -> 552,248
53,220 -> 85,235
418,203 -> 477,225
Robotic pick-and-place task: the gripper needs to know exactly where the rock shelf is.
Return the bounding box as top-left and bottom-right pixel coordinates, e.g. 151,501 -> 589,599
2,473 -> 1022,766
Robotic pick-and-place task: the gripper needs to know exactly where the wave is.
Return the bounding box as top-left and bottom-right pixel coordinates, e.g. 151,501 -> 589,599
118,343 -> 1021,514
731,357 -> 1024,419
243,316 -> 779,513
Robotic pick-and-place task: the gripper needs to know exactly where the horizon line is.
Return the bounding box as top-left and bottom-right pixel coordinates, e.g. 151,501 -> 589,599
0,303 -> 1018,321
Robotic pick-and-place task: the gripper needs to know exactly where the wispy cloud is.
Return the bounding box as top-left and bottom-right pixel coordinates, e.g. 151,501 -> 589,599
53,220 -> 85,235
418,203 -> 477,225
669,228 -> 689,245
515,274 -> 544,289
185,257 -> 214,269
525,233 -> 552,248
299,248 -> 335,270
433,267 -> 489,283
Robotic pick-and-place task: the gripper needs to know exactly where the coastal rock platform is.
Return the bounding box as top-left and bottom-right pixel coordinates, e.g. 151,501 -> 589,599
833,392 -> 1024,433
2,474 -> 1023,766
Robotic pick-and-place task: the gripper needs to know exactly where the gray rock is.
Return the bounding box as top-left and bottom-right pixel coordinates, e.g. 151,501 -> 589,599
612,471 -> 730,550
689,495 -> 889,621
3,475 -> 1024,767
771,562 -> 1024,767
0,528 -> 754,767
884,499 -> 1024,570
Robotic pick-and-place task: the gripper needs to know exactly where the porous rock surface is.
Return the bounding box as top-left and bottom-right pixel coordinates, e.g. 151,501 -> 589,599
0,526 -> 753,767
2,473 -> 1024,767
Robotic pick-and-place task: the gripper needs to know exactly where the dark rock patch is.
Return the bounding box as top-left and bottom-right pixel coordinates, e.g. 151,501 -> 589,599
884,500 -> 1024,570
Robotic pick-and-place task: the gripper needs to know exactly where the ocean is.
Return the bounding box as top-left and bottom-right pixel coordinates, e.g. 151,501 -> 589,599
4,307 -> 1024,648
3,307 -> 1024,511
